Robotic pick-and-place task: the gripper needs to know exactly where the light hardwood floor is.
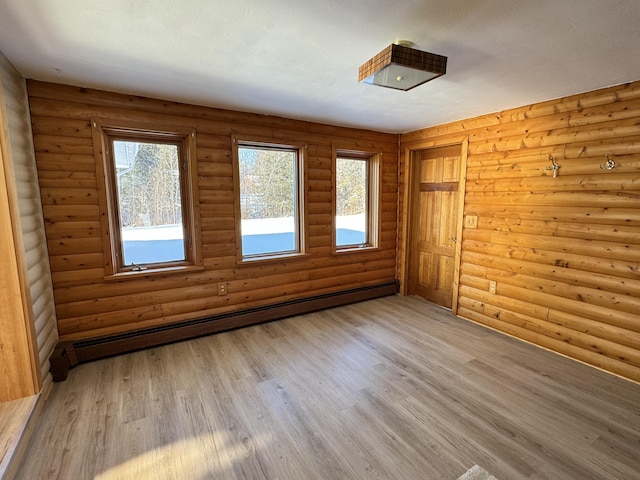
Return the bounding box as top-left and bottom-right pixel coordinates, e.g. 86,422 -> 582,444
14,296 -> 640,479
0,394 -> 38,478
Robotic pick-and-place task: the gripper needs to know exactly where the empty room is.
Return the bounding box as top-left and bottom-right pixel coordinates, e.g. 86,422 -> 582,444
1,1 -> 639,479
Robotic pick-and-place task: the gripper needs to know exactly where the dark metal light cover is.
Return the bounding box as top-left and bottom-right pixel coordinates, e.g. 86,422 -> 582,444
359,43 -> 447,91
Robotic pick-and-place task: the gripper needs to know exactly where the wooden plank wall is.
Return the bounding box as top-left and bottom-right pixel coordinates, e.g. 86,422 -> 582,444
27,81 -> 398,343
399,80 -> 640,382
0,53 -> 56,397
0,97 -> 36,401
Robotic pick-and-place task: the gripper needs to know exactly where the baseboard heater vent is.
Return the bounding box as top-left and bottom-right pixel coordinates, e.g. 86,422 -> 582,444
50,280 -> 399,381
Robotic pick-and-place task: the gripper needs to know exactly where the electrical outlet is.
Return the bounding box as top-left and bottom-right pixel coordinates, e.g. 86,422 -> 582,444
218,282 -> 227,296
489,280 -> 497,294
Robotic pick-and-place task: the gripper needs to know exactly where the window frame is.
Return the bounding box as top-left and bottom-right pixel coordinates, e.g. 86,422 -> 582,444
92,118 -> 202,279
332,147 -> 381,253
232,135 -> 308,263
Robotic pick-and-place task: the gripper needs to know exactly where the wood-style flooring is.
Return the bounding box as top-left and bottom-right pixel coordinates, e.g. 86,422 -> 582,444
0,394 -> 37,478
14,296 -> 640,479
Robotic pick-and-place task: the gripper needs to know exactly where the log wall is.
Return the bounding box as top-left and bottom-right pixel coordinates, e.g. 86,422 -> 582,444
27,81 -> 398,343
0,53 -> 57,399
400,80 -> 640,382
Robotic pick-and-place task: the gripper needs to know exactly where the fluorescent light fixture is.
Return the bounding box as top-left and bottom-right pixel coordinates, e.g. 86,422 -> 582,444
359,42 -> 447,91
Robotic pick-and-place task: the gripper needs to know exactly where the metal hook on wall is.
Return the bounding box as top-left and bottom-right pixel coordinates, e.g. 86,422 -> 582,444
600,155 -> 616,170
546,155 -> 560,177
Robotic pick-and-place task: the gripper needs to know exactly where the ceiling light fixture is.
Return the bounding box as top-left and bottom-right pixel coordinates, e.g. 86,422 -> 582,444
358,41 -> 447,91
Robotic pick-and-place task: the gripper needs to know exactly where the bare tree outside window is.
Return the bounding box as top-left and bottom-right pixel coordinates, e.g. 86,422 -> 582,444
113,140 -> 185,265
239,147 -> 295,220
336,157 -> 368,246
236,144 -> 302,258
115,142 -> 182,228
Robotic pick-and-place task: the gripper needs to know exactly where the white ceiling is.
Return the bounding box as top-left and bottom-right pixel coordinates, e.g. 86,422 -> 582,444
1,0 -> 639,134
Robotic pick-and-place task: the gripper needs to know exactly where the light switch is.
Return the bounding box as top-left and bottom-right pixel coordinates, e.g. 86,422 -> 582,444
465,215 -> 478,229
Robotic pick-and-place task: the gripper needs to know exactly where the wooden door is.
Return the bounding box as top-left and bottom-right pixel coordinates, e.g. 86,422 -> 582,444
408,145 -> 462,308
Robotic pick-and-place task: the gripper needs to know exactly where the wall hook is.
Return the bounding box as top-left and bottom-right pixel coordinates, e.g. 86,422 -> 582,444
600,155 -> 616,170
545,155 -> 560,177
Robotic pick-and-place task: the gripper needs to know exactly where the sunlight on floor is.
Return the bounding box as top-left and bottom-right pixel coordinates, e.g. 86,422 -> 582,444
94,430 -> 273,479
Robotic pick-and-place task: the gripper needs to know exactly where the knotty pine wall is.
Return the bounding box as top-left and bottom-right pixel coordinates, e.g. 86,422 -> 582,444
400,80 -> 640,382
27,81 -> 398,343
0,54 -> 57,399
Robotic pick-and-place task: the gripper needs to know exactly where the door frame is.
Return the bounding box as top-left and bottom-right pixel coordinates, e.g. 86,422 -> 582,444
399,136 -> 469,315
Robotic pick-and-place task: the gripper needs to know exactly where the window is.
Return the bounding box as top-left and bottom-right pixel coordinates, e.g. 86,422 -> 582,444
334,150 -> 380,250
92,120 -> 201,277
233,137 -> 306,260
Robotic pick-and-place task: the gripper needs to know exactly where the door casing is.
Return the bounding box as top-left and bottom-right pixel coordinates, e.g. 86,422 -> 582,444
399,137 -> 468,315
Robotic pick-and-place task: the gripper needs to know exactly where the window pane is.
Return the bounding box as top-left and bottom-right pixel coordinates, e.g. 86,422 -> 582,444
336,157 -> 367,246
113,140 -> 185,265
238,146 -> 298,256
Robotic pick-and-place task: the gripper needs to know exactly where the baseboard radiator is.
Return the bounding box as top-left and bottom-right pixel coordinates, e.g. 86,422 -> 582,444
50,280 -> 399,381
